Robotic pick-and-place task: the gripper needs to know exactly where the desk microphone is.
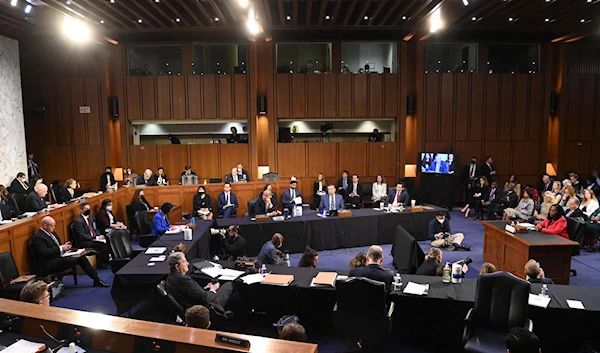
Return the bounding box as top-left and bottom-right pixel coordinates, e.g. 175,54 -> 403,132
40,324 -> 67,353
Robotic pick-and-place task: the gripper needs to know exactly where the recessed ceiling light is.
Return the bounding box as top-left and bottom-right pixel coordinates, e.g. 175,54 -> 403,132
402,16 -> 407,20
100,20 -> 104,24
588,0 -> 592,3
137,19 -> 142,23
214,17 -> 219,22
325,15 -> 330,20
462,0 -> 469,5
155,0 -> 160,2
286,15 -> 290,21
581,19 -> 586,22
175,18 -> 180,22
364,16 -> 369,20
545,18 -> 550,22
508,17 -> 513,21
10,0 -> 17,6
66,1 -> 71,4
110,0 -> 115,3
24,4 -> 32,13
471,17 -> 477,21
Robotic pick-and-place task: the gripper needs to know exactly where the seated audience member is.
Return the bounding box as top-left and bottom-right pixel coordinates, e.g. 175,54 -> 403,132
168,134 -> 181,144
371,174 -> 388,203
280,323 -> 307,343
236,163 -> 250,181
463,177 -> 488,219
429,211 -> 467,251
193,185 -> 213,220
166,252 -> 232,310
559,185 -> 577,210
124,167 -> 137,187
386,182 -> 410,207
522,183 -> 539,204
152,202 -> 176,237
565,198 -> 585,218
217,183 -> 238,218
254,189 -> 280,217
582,208 -> 600,252
349,252 -> 367,269
259,184 -> 278,209
225,167 -> 243,184
0,185 -> 8,204
534,192 -> 555,223
282,180 -> 302,213
156,167 -> 168,186
59,178 -> 79,203
503,189 -> 535,221
427,154 -> 448,173
476,181 -> 501,220
348,245 -> 394,292
586,175 -> 600,195
318,185 -> 345,213
336,170 -> 350,199
9,172 -> 29,194
96,199 -> 126,235
313,173 -> 327,209
30,174 -> 44,193
550,180 -> 563,204
535,205 -> 568,239
415,248 -> 442,276
136,169 -> 157,187
185,305 -> 211,329
180,165 -> 197,184
130,189 -> 153,214
257,233 -> 284,265
504,174 -> 522,198
298,246 -> 318,268
524,259 -> 553,284
25,184 -> 58,212
479,262 -> 498,275
506,327 -> 541,353
99,166 -> 117,192
20,281 -> 50,306
227,126 -> 242,144
346,174 -> 363,208
368,128 -> 383,142
490,182 -> 518,220
31,216 -> 109,287
540,174 -> 553,194
580,189 -> 599,218
73,202 -> 110,268
220,225 -> 246,260
570,173 -> 583,198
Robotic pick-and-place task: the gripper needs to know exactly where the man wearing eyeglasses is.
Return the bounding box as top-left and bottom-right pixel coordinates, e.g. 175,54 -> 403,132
20,281 -> 50,306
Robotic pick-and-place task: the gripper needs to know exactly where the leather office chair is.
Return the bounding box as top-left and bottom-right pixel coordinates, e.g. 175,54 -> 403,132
463,272 -> 532,353
262,172 -> 279,182
125,204 -> 137,235
566,216 -> 586,276
69,223 -> 80,248
246,197 -> 258,217
156,280 -> 185,325
360,182 -> 374,208
0,252 -> 34,299
134,211 -> 157,248
106,229 -> 142,274
9,193 -> 24,216
28,240 -> 78,285
334,277 -> 395,352
0,203 -> 15,220
182,175 -> 199,185
207,303 -> 234,330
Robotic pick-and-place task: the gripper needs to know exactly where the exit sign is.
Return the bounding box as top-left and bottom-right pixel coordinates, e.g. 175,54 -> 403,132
79,106 -> 91,114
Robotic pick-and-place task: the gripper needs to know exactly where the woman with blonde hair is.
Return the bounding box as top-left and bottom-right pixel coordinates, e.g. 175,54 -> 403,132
415,248 -> 442,276
551,180 -> 562,204
559,186 -> 577,210
479,262 -> 498,275
534,191 -> 555,223
580,189 -> 599,218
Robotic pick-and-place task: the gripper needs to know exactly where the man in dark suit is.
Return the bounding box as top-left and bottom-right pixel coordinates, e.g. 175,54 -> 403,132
9,172 -> 29,195
99,166 -> 117,192
463,157 -> 480,204
348,245 -> 394,293
31,216 -> 109,287
481,156 -> 496,182
236,163 -> 250,182
25,184 -> 58,212
368,128 -> 383,142
539,174 -> 553,195
386,182 -> 410,207
253,189 -> 281,217
427,154 -> 449,173
225,167 -> 243,184
478,181 -> 502,220
219,225 -> 246,260
318,185 -> 345,213
491,182 -> 519,220
135,169 -> 157,187
217,183 -> 238,218
226,127 -> 242,144
165,252 -> 233,310
72,202 -> 110,268
336,170 -> 350,199
524,259 -> 553,284
281,180 -> 302,214
346,174 -> 364,208
429,211 -> 466,251
565,198 -> 585,218
27,153 -> 39,179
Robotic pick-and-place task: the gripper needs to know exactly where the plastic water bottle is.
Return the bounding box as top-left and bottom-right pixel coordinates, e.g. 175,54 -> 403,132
393,273 -> 402,290
261,264 -> 267,275
442,263 -> 451,283
540,284 -> 549,298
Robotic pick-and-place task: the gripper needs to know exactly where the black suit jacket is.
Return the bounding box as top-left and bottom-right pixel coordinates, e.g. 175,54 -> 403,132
415,259 -> 440,276
30,229 -> 63,274
337,177 -> 350,190
565,208 -> 585,219
58,187 -> 74,204
129,200 -> 152,214
135,175 -> 157,187
484,187 -> 502,204
346,183 -> 364,198
428,218 -> 452,240
165,271 -> 218,310
481,163 -> 496,182
462,163 -> 481,182
73,215 -> 97,244
99,172 -> 117,192
222,235 -> 246,259
529,277 -> 554,285
9,179 -> 28,194
500,191 -> 519,208
254,198 -> 277,216
25,192 -> 46,212
386,189 -> 410,206
348,264 -> 394,293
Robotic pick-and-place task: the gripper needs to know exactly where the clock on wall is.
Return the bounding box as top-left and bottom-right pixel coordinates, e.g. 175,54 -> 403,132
291,125 -> 299,133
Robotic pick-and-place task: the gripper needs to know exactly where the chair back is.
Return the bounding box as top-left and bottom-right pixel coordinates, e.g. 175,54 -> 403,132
566,216 -> 586,255
69,223 -> 80,248
182,175 -> 199,185
472,272 -> 530,331
0,203 -> 14,220
8,193 -> 23,216
125,204 -> 137,233
0,252 -> 20,286
135,211 -> 153,235
27,240 -> 42,276
359,182 -> 372,199
107,229 -> 133,259
156,280 -> 186,324
247,197 -> 258,217
263,172 -> 279,182
335,277 -> 388,320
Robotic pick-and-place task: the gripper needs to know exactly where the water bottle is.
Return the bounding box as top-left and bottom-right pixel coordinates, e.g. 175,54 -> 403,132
190,217 -> 196,225
393,273 -> 402,290
540,284 -> 549,298
442,262 -> 451,283
284,253 -> 290,267
261,264 -> 267,275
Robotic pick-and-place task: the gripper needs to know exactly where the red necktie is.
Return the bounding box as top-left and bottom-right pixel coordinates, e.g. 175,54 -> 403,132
87,217 -> 96,237
396,192 -> 400,203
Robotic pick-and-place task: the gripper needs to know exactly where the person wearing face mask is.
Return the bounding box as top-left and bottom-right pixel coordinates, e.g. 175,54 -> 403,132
99,166 -> 117,192
96,199 -> 127,235
9,172 -> 29,195
193,186 -> 213,220
236,163 -> 250,182
219,224 -> 246,260
72,202 -> 110,268
152,202 -> 177,237
429,211 -> 468,251
257,233 -> 284,265
130,189 -> 153,214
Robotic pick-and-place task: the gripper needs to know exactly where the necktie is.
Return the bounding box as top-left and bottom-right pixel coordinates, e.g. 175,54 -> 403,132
44,230 -> 60,249
265,202 -> 269,213
226,193 -> 230,204
396,191 -> 400,204
343,179 -> 347,189
234,175 -> 238,182
87,217 -> 96,237
291,189 -> 295,200
490,189 -> 495,201
470,164 -> 475,178
436,163 -> 440,173
330,196 -> 334,210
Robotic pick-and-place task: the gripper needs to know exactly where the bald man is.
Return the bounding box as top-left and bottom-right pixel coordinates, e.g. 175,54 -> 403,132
25,184 -> 58,212
253,189 -> 280,217
30,216 -> 109,287
135,169 -> 157,187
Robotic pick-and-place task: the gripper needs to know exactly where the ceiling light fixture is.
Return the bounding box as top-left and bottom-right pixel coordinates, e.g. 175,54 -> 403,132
508,17 -> 513,21
24,4 -> 32,13
364,15 -> 368,20
137,19 -> 142,23
175,18 -> 180,22
471,16 -> 477,21
581,18 -> 586,22
62,16 -> 91,43
215,17 -> 219,22
239,0 -> 249,8
10,0 -> 17,6
286,15 -> 291,20
430,8 -> 442,33
100,20 -> 104,24
402,16 -> 407,20
110,0 -> 115,3
66,1 -> 71,4
325,15 -> 330,20
155,0 -> 160,2
462,0 -> 469,6
545,18 -> 550,22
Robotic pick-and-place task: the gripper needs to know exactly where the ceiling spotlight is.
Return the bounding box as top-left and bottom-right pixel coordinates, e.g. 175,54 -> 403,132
325,15 -> 330,20
175,18 -> 180,22
462,0 -> 469,5
100,20 -> 104,24
545,18 -> 550,22
581,19 -> 586,22
110,0 -> 115,3
239,0 -> 249,7
155,0 -> 160,2
137,19 -> 143,23
588,0 -> 592,3
430,8 -> 442,33
471,16 -> 477,21
62,16 -> 91,43
66,1 -> 71,4
214,17 -> 219,22
286,15 -> 291,21
10,0 -> 17,6
402,16 -> 407,20
24,4 -> 32,13
247,18 -> 260,34
364,16 -> 368,20
508,17 -> 513,21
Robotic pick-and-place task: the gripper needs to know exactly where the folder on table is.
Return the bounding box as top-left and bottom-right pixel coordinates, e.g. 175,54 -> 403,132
313,272 -> 338,287
261,274 -> 294,286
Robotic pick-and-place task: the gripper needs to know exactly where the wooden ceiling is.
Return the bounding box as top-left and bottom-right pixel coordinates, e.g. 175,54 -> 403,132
0,0 -> 599,42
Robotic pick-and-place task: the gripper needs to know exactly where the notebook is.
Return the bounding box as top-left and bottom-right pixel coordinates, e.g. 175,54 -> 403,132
261,274 -> 294,286
313,272 -> 338,287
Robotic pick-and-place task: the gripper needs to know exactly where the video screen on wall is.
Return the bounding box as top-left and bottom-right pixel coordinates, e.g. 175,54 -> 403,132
419,153 -> 456,175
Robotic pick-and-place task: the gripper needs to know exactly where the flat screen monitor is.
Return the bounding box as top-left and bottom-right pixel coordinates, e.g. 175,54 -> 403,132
419,152 -> 456,175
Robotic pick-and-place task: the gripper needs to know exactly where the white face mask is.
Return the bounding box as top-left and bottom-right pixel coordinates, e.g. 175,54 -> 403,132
237,168 -> 242,173
106,206 -> 113,212
437,218 -> 445,224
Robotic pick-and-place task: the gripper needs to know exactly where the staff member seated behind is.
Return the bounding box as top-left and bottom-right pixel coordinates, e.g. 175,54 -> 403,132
166,252 -> 233,310
25,184 -> 59,212
136,169 -> 157,187
20,281 -> 50,306
348,245 -> 394,293
534,205 -> 568,239
254,189 -> 281,217
429,211 -> 467,251
193,185 -> 213,220
217,183 -> 238,218
524,259 -> 553,284
282,180 -> 302,214
257,233 -> 284,265
185,305 -> 211,329
31,216 -> 109,287
152,203 -> 177,237
318,185 -> 344,213
415,248 -> 442,276
72,202 -> 110,269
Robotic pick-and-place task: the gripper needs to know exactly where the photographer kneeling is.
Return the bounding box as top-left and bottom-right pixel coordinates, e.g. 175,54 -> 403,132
429,211 -> 469,251
211,225 -> 246,261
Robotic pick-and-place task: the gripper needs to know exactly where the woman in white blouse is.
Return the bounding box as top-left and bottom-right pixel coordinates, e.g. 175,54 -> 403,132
580,189 -> 599,218
371,174 -> 387,202
313,173 -> 326,209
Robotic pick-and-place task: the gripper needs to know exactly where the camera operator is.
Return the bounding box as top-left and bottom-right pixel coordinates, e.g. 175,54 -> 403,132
429,211 -> 469,251
416,248 -> 443,276
220,225 -> 246,260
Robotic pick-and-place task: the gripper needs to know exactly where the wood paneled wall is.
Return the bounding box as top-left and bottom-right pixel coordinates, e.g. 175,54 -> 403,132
275,73 -> 399,118
125,75 -> 248,120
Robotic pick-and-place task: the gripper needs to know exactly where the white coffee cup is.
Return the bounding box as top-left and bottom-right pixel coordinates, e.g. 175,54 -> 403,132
411,199 -> 416,208
379,202 -> 384,209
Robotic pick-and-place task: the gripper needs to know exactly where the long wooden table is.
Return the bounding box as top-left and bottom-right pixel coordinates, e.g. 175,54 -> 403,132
483,221 -> 578,284
0,299 -> 318,353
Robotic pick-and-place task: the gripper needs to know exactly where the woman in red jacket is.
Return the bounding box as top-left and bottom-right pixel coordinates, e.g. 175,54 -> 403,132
535,205 -> 568,239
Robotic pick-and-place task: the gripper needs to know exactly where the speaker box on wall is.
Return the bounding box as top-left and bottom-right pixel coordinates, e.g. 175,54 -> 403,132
549,92 -> 558,115
110,97 -> 119,117
258,96 -> 267,115
406,95 -> 415,115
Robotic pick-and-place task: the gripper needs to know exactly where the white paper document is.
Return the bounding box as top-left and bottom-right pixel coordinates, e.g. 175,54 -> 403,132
165,226 -> 186,234
517,223 -> 536,230
528,293 -> 551,309
23,212 -> 38,217
201,266 -> 244,280
566,299 -> 585,309
1,339 -> 46,353
403,282 -> 429,296
61,249 -> 85,257
149,255 -> 167,262
145,247 -> 167,255
292,196 -> 302,205
57,344 -> 86,353
241,273 -> 265,285
93,238 -> 107,243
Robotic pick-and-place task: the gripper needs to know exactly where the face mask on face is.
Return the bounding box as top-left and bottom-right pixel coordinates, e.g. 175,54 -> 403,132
140,195 -> 145,199
198,190 -> 205,195
106,206 -> 113,212
437,218 -> 444,224
84,209 -> 91,216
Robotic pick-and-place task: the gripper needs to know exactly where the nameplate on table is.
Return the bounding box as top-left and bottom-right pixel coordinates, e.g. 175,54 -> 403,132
255,215 -> 270,222
409,206 -> 424,213
338,210 -> 352,217
215,334 -> 250,349
505,225 -> 516,234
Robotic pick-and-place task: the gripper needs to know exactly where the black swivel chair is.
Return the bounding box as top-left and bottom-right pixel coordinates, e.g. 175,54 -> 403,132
246,197 -> 258,217
360,182 -> 374,208
156,280 -> 186,325
0,252 -> 34,299
28,240 -> 78,285
463,272 -> 532,353
134,211 -> 157,248
106,229 -> 142,274
334,277 -> 395,352
125,204 -> 137,235
0,203 -> 15,220
69,223 -> 80,248
566,216 -> 586,276
8,193 -> 24,216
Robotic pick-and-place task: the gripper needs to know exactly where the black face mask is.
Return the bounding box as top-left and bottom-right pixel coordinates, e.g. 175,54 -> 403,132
140,195 -> 146,199
84,209 -> 91,216
198,191 -> 205,195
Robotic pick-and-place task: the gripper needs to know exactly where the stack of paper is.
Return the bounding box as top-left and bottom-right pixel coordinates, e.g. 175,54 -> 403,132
145,247 -> 167,255
241,273 -> 265,285
528,293 -> 551,309
517,223 -> 536,231
165,226 -> 186,234
149,255 -> 167,262
61,249 -> 85,258
1,339 -> 46,353
566,299 -> 585,309
262,274 -> 294,286
200,264 -> 245,281
403,282 -> 429,296
311,272 -> 338,287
